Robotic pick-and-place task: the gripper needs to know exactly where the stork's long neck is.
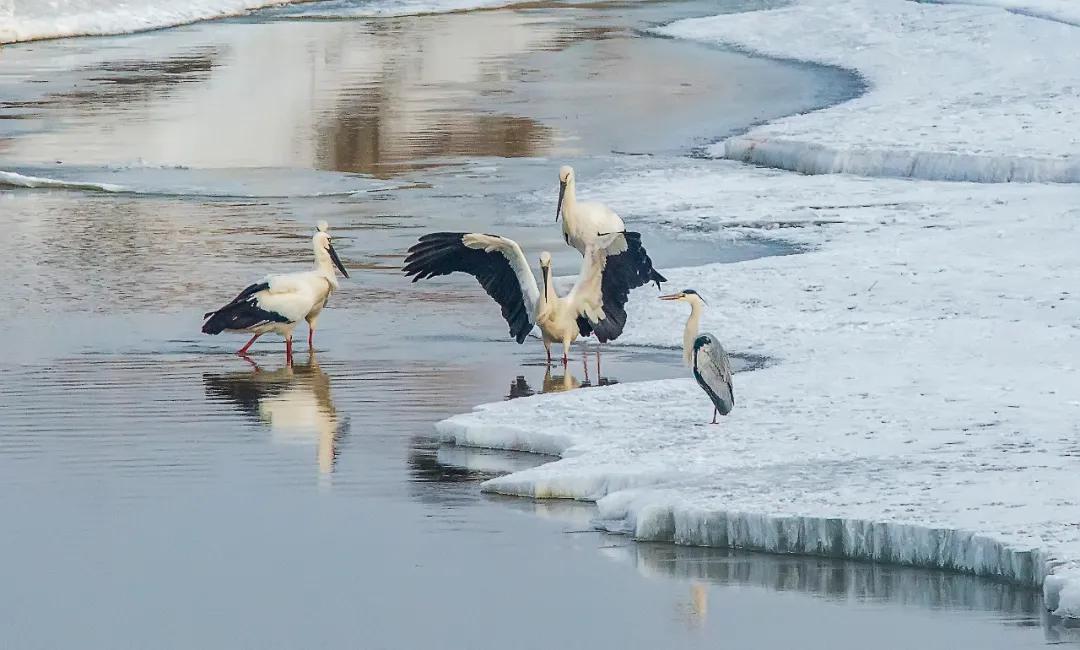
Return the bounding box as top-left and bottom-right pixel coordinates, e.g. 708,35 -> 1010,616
313,246 -> 339,288
683,299 -> 703,366
541,265 -> 558,308
560,179 -> 578,231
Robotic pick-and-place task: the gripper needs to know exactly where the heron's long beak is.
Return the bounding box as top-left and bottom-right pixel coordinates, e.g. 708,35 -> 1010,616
555,180 -> 566,222
328,242 -> 349,278
659,293 -> 682,301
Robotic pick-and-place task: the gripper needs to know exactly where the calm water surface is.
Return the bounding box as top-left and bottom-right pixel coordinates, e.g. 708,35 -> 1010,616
0,1 -> 1073,647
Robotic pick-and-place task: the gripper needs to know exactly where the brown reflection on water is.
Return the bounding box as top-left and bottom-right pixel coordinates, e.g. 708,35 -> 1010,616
505,364 -> 618,399
320,108 -> 550,176
1,193 -> 303,312
203,353 -> 346,478
0,8 -> 592,170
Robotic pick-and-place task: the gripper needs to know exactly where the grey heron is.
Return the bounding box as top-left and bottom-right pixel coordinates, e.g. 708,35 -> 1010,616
202,221 -> 349,362
556,165 -> 666,289
660,289 -> 734,424
402,230 -> 635,365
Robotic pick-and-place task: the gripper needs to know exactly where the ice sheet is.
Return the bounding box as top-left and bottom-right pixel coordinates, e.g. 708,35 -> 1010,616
0,0 -> 516,43
654,0 -> 1080,182
0,0 -> 293,43
436,159 -> 1080,617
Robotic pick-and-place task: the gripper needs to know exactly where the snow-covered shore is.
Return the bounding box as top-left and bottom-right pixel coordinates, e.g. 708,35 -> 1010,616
435,0 -> 1080,620
0,0 -> 511,44
657,0 -> 1080,182
0,0 -> 293,43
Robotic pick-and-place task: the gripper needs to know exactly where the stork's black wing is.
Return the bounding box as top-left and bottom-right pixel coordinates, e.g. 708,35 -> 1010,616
403,232 -> 535,344
606,231 -> 665,291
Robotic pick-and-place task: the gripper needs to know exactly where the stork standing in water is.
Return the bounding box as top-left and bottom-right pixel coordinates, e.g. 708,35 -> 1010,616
403,231 -> 635,365
202,221 -> 349,362
556,165 -> 666,290
660,289 -> 734,424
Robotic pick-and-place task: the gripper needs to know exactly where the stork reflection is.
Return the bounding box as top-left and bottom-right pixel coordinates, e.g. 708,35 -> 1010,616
505,365 -> 618,400
203,353 -> 348,478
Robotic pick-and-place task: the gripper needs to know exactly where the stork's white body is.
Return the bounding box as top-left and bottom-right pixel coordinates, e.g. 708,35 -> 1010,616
250,271 -> 336,338
557,168 -> 626,254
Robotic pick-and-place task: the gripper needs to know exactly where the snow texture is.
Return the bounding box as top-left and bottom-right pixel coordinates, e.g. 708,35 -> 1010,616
0,0 -> 513,43
924,0 -> 1080,27
654,0 -> 1080,183
437,156 -> 1080,618
0,0 -> 293,43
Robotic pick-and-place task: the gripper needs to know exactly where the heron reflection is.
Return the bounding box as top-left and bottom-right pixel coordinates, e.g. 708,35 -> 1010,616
203,353 -> 347,477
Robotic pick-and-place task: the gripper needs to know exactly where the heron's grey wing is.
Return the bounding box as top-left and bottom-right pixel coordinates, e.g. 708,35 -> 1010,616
693,335 -> 734,415
403,232 -> 536,343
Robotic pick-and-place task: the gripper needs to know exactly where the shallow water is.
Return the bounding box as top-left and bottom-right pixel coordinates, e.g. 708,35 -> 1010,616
0,0 -> 1073,647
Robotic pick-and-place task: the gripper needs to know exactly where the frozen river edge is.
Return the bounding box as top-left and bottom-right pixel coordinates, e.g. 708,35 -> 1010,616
434,0 -> 1080,622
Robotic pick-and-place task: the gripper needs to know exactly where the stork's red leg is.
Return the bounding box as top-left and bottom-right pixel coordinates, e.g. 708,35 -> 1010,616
286,338 -> 294,365
236,334 -> 261,356
308,328 -> 314,351
583,351 -> 590,382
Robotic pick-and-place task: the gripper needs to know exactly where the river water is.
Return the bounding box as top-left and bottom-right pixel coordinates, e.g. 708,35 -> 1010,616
0,0 -> 1074,647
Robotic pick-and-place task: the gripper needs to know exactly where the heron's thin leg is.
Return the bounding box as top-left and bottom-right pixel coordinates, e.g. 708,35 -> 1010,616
711,407 -> 718,425
596,347 -> 601,379
236,334 -> 261,356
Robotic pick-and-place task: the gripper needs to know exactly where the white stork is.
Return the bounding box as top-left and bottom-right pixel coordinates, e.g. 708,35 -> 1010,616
556,165 -> 666,290
202,221 -> 349,362
403,231 -> 636,365
660,289 -> 734,424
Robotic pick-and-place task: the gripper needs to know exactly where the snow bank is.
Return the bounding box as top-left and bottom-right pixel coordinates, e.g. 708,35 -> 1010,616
655,0 -> 1080,183
925,0 -> 1080,27
0,0 -> 295,43
0,0 -> 517,44
0,165 -> 388,198
436,160 -> 1080,617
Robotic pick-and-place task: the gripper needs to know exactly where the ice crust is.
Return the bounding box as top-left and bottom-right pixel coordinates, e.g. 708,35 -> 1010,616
654,0 -> 1080,183
0,0 -> 513,43
436,158 -> 1080,617
0,0 -> 293,43
926,0 -> 1080,26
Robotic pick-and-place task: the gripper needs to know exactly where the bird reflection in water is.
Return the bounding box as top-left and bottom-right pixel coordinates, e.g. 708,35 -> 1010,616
203,353 -> 348,479
505,365 -> 618,400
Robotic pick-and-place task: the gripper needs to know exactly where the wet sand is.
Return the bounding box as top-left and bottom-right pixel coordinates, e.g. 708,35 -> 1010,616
0,1 -> 1071,647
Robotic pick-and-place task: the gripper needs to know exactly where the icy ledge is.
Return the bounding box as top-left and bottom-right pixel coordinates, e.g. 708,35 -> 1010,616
437,164 -> 1080,618
655,0 -> 1080,183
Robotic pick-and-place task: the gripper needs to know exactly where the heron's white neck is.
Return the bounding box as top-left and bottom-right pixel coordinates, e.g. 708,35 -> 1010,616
682,298 -> 704,366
